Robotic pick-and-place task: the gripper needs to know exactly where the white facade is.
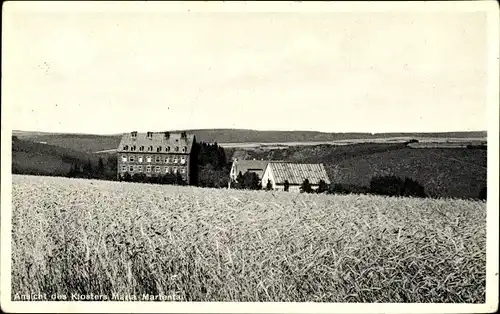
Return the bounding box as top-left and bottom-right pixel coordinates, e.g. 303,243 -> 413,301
261,164 -> 275,189
261,162 -> 327,192
261,164 -> 303,192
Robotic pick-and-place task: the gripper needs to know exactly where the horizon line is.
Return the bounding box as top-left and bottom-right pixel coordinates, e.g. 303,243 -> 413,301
11,128 -> 488,137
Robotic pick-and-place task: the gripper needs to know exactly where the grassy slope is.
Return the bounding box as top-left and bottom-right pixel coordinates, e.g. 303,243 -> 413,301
327,148 -> 487,199
12,129 -> 486,153
12,138 -> 101,176
12,175 -> 486,302
234,143 -> 487,199
13,132 -> 121,154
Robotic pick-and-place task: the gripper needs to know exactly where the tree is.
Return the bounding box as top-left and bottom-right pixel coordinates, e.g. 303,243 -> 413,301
241,171 -> 261,190
266,179 -> 273,191
175,172 -> 186,185
122,172 -> 132,182
300,178 -> 312,193
370,176 -> 426,198
83,159 -> 93,178
284,180 -> 290,192
403,177 -> 426,198
316,180 -> 328,194
235,171 -> 244,189
98,157 -> 105,173
479,186 -> 487,200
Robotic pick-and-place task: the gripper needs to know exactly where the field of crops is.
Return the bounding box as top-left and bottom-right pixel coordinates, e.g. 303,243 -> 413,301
11,175 -> 486,302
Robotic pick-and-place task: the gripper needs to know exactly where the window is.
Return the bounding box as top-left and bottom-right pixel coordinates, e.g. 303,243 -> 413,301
173,167 -> 178,174
139,146 -> 144,152
129,166 -> 134,172
146,156 -> 152,163
172,157 -> 178,164
157,146 -> 162,152
121,155 -> 127,163
182,146 -> 187,153
180,157 -> 186,164
137,165 -> 143,172
131,146 -> 136,151
121,165 -> 127,171
175,146 -> 179,152
155,156 -> 161,163
147,146 -> 153,152
164,156 -> 170,163
155,166 -> 161,173
146,166 -> 152,172
129,155 -> 135,162
180,167 -> 186,174
165,166 -> 170,173
138,156 -> 143,163
123,145 -> 129,151
166,146 -> 171,152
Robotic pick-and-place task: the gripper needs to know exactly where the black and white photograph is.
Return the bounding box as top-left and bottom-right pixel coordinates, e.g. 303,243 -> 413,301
1,1 -> 498,313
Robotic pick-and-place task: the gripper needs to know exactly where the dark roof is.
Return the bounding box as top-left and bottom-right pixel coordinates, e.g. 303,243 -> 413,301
232,160 -> 270,179
117,132 -> 195,153
266,162 -> 330,185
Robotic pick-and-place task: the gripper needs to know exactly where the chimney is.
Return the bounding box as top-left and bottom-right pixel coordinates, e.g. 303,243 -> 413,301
131,131 -> 137,139
164,131 -> 170,139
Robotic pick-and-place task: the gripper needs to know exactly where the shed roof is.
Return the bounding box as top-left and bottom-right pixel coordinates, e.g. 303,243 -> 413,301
267,162 -> 330,185
232,160 -> 270,179
117,132 -> 195,153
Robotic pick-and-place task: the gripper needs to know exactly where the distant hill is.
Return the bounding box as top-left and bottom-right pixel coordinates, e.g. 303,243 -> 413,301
12,137 -> 103,176
12,129 -> 487,154
13,132 -> 122,154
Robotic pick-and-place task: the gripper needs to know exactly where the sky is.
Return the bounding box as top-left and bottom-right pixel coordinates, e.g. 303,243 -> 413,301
2,2 -> 493,134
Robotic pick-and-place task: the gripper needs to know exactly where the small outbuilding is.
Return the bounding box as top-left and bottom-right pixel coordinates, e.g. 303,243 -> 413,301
261,162 -> 330,192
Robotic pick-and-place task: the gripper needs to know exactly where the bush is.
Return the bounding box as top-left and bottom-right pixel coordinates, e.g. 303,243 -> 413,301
300,179 -> 313,194
370,175 -> 426,198
266,179 -> 273,191
233,171 -> 261,190
121,172 -> 132,182
316,180 -> 328,194
402,177 -> 427,198
132,173 -> 148,183
479,186 -> 486,200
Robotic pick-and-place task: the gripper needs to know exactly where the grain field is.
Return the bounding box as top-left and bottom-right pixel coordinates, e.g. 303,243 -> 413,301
11,175 -> 486,302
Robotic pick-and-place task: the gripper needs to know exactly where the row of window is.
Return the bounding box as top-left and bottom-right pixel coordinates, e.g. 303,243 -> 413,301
122,145 -> 187,153
121,165 -> 187,174
121,155 -> 186,164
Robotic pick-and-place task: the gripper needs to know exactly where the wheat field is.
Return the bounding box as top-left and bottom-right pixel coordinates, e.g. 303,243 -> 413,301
11,175 -> 486,302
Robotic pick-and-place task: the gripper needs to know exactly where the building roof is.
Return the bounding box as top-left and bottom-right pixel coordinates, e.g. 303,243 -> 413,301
267,162 -> 330,185
232,160 -> 270,179
117,131 -> 195,154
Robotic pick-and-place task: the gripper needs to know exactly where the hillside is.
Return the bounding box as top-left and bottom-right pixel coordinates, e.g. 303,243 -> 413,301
12,129 -> 487,153
12,137 -> 103,176
232,143 -> 487,199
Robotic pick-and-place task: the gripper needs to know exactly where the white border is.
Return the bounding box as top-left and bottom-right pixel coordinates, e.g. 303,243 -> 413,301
1,1 -> 499,313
